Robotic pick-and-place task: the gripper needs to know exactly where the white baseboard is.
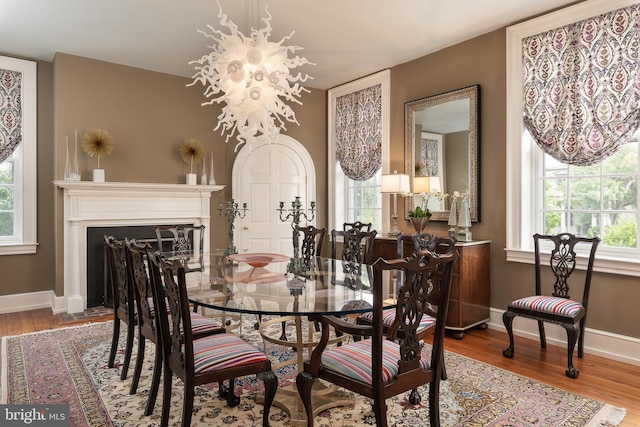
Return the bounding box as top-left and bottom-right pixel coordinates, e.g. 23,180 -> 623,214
487,307 -> 640,367
0,291 -> 63,314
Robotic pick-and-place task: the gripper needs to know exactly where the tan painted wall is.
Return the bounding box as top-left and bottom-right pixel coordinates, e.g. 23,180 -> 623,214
1,27 -> 638,339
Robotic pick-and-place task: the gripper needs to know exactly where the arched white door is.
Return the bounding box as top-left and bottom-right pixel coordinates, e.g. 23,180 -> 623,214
232,135 -> 316,255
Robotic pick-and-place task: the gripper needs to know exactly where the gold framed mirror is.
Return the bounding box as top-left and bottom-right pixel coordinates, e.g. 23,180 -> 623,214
404,84 -> 480,222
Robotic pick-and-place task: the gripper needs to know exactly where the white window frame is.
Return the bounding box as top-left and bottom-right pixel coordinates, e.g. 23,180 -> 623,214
506,0 -> 640,276
328,69 -> 390,235
0,56 -> 37,255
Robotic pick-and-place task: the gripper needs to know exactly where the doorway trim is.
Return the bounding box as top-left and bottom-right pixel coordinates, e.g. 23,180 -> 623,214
231,134 -> 317,251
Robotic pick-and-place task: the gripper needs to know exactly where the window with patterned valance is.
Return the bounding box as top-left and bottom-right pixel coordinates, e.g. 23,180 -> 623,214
522,3 -> 640,166
335,83 -> 383,181
0,68 -> 22,163
328,70 -> 389,233
0,55 -> 36,254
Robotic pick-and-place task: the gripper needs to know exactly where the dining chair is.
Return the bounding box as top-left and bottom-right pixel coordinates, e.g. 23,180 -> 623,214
104,235 -> 136,381
297,251 -> 459,426
356,233 -> 457,381
330,227 -> 377,291
298,225 -> 326,268
331,228 -> 377,264
503,232 -> 600,379
150,252 -> 278,427
154,224 -> 205,273
329,228 -> 377,340
272,225 -> 327,337
124,239 -> 225,416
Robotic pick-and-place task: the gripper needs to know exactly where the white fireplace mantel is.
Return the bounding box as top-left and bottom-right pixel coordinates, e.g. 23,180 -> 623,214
54,180 -> 225,313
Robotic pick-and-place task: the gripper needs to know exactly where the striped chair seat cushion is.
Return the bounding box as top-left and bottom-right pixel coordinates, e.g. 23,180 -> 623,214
360,309 -> 436,331
193,333 -> 267,374
147,298 -> 223,335
321,338 -> 429,384
509,296 -> 583,318
189,312 -> 225,335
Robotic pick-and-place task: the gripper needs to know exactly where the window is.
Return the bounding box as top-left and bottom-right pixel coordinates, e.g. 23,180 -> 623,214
345,171 -> 383,229
328,70 -> 390,234
0,56 -> 37,255
0,152 -> 16,239
540,134 -> 638,248
506,0 -> 640,275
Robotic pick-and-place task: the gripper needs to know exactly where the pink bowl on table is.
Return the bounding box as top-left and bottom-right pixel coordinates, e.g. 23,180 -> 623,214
226,253 -> 289,268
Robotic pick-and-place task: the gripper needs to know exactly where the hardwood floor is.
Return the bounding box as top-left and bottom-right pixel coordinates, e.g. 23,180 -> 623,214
1,308 -> 638,426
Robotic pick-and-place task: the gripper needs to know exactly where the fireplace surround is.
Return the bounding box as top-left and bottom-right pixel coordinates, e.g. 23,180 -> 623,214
54,181 -> 224,313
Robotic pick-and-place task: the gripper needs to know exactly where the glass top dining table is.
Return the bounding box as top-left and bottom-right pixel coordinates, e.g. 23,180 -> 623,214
175,252 -> 396,317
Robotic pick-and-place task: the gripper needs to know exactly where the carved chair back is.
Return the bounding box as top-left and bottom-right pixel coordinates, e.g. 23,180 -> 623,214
298,225 -> 326,268
343,221 -> 372,232
154,224 -> 205,273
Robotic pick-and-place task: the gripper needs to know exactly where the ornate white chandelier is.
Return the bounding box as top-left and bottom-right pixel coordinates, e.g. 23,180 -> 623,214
189,1 -> 313,151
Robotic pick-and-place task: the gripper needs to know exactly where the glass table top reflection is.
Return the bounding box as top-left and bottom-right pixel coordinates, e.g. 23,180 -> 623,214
160,252 -> 394,317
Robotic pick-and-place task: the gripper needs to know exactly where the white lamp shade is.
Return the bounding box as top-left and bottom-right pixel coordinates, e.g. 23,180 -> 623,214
413,176 -> 441,194
381,172 -> 410,194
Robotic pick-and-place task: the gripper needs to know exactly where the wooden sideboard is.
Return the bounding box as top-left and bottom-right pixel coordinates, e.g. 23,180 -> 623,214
373,236 -> 491,339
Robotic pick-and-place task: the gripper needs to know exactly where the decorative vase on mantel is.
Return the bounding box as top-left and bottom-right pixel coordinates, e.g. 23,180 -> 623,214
409,217 -> 429,235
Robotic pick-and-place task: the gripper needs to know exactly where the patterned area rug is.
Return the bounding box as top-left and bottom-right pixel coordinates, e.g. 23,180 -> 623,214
0,320 -> 627,427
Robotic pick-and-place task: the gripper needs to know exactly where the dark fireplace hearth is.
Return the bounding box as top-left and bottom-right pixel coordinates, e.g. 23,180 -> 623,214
86,225 -> 161,308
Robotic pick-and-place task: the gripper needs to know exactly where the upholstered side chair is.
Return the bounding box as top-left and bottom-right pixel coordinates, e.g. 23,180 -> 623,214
502,232 -> 600,378
297,252 -> 458,427
124,238 -> 225,415
104,235 -> 136,381
150,252 -> 278,427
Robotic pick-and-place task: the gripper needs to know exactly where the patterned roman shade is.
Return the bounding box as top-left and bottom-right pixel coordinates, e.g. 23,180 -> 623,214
522,4 -> 640,166
335,84 -> 382,180
0,68 -> 22,163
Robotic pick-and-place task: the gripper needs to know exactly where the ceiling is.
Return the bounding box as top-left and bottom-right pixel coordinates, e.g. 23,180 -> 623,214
0,0 -> 579,90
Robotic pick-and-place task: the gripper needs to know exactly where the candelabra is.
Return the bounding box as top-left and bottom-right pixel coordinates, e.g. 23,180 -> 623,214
218,199 -> 248,257
277,196 -> 316,275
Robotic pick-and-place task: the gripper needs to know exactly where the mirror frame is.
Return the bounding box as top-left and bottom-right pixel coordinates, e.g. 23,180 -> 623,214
404,84 -> 480,222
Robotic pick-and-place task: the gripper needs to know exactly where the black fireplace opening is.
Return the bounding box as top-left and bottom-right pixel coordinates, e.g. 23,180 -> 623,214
86,225 -> 162,308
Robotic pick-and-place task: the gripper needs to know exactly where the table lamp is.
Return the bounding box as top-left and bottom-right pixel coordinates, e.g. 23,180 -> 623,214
413,176 -> 440,210
380,171 -> 410,236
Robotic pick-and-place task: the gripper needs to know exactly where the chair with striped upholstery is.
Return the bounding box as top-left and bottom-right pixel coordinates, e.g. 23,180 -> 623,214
503,232 -> 600,379
356,233 -> 457,383
125,239 -> 225,416
297,251 -> 458,427
104,235 -> 136,381
357,233 -> 457,342
150,252 -> 278,427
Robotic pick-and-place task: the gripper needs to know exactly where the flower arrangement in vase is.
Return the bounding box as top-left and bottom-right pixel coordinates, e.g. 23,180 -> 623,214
180,138 -> 205,185
408,205 -> 431,235
81,129 -> 114,182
